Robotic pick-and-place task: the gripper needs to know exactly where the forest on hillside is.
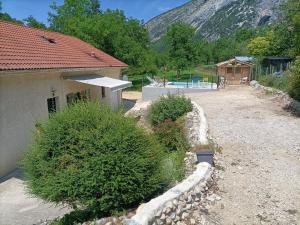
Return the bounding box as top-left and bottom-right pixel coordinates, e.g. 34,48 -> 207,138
1,0 -> 299,79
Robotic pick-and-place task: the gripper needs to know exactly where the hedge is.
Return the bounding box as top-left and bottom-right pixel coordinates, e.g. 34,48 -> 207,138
22,101 -> 164,215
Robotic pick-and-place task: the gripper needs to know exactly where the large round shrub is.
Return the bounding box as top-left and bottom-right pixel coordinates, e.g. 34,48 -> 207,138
148,94 -> 193,125
22,102 -> 164,214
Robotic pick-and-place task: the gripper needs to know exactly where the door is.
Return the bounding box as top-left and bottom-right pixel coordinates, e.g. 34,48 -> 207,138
226,67 -> 242,85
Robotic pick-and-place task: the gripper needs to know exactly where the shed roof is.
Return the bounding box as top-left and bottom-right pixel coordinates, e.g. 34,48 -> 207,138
0,21 -> 128,71
216,58 -> 253,67
235,56 -> 254,62
263,56 -> 292,61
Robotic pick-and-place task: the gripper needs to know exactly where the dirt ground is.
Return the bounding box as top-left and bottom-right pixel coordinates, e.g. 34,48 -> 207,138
122,91 -> 142,101
187,86 -> 300,225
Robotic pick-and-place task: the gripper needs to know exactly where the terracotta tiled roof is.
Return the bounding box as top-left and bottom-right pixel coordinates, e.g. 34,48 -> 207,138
0,21 -> 128,71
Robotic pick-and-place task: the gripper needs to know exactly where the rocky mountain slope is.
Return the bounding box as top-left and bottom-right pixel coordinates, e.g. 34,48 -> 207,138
146,0 -> 286,42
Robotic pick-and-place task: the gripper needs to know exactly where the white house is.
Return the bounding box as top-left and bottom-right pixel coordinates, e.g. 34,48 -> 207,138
0,21 -> 132,177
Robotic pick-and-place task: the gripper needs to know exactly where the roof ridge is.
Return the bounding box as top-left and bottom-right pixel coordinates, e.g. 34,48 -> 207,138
0,20 -> 72,39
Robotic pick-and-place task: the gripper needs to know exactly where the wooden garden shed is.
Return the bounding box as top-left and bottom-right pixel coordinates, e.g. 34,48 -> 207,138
216,58 -> 253,85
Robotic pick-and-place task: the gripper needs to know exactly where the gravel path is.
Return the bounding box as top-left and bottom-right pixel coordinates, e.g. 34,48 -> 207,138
187,86 -> 300,225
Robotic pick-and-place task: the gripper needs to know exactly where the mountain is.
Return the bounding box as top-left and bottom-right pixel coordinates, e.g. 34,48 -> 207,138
146,0 -> 286,42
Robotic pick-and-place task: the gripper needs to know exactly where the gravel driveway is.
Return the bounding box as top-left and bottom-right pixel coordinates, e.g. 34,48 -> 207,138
188,86 -> 300,225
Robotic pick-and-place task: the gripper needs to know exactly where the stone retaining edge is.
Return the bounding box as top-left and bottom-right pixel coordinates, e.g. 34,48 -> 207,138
124,163 -> 212,225
191,101 -> 209,146
250,80 -> 300,116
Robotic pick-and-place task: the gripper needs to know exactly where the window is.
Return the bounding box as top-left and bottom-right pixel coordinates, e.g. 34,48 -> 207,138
66,89 -> 91,105
47,97 -> 58,115
101,87 -> 106,98
66,93 -> 76,105
226,67 -> 233,74
235,67 -> 241,74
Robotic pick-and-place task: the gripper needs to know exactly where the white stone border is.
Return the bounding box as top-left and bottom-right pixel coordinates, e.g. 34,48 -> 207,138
124,99 -> 213,225
124,163 -> 212,225
125,100 -> 210,147
191,101 -> 209,146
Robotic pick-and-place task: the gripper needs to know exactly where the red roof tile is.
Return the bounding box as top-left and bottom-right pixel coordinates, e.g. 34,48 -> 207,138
0,21 -> 128,71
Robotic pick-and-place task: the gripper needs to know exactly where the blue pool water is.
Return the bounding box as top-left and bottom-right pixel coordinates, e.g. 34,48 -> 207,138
170,81 -> 210,87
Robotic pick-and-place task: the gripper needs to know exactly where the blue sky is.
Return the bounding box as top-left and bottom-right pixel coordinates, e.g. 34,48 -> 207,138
1,0 -> 189,24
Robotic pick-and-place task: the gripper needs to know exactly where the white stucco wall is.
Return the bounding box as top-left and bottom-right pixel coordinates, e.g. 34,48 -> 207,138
142,85 -> 218,101
0,68 -> 123,177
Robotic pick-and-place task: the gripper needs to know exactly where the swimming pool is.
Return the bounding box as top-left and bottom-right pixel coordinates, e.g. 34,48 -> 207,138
168,81 -> 211,87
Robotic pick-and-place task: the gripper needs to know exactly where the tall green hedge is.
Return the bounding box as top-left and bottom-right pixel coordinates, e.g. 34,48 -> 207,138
22,102 -> 164,215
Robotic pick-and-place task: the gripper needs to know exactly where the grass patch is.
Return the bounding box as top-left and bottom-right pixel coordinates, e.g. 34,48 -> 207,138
154,119 -> 190,186
258,75 -> 289,91
161,150 -> 186,187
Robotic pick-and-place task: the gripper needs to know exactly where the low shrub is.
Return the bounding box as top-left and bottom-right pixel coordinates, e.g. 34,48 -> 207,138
258,75 -> 289,91
154,118 -> 190,152
288,57 -> 300,101
153,118 -> 190,187
160,150 -> 186,187
22,101 -> 165,217
148,94 -> 193,125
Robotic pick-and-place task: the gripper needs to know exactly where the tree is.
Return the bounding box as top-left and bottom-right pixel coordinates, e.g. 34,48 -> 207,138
234,28 -> 256,42
166,23 -> 197,78
90,0 -> 101,14
284,0 -> 300,56
246,0 -> 300,58
23,16 -> 47,29
247,36 -> 270,56
211,37 -> 238,62
195,40 -> 213,64
48,0 -> 153,71
48,0 -> 97,33
0,1 -> 23,24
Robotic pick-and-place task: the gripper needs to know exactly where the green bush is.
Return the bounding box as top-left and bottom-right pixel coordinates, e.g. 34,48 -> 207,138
161,150 -> 186,187
154,118 -> 190,152
149,94 -> 193,125
288,57 -> 300,101
153,118 -> 190,187
258,75 -> 289,91
22,102 -> 164,216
